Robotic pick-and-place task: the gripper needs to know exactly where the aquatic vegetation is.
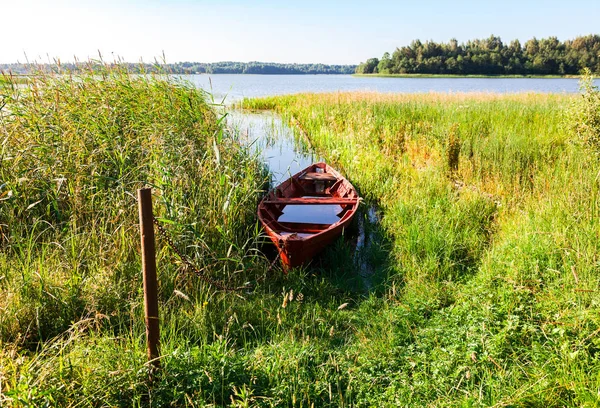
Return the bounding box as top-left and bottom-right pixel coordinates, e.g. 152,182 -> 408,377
0,63 -> 273,405
2,65 -> 599,405
245,90 -> 600,406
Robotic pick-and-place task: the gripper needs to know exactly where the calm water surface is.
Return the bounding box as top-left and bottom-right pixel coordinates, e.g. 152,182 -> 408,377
227,111 -> 318,185
184,74 -> 597,102
227,112 -> 344,225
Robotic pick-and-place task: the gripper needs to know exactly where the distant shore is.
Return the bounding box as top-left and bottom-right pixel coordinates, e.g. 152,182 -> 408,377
353,73 -> 582,79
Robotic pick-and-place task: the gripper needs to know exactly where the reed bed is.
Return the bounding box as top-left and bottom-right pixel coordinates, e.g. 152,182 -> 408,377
0,64 -> 391,407
0,64 -> 278,405
2,65 -> 599,405
244,89 -> 600,406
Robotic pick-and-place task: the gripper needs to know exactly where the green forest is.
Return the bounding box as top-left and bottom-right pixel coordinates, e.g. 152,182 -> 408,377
0,61 -> 356,75
357,34 -> 600,76
173,61 -> 356,74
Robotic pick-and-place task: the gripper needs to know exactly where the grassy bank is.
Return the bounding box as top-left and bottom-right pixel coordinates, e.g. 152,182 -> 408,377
2,65 -> 599,406
0,64 -> 397,407
353,73 -> 578,78
0,65 -> 277,405
243,90 -> 600,406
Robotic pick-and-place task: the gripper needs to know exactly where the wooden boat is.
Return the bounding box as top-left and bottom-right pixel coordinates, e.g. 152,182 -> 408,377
258,162 -> 360,269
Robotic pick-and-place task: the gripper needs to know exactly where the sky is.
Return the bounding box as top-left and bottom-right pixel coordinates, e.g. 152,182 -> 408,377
2,0 -> 600,65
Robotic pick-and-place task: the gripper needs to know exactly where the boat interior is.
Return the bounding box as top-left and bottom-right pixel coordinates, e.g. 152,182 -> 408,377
258,163 -> 359,235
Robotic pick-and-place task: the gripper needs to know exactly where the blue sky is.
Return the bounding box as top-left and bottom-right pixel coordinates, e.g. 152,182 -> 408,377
3,0 -> 600,64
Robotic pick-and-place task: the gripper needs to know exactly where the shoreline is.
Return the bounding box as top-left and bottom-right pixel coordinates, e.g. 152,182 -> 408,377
353,73 -> 582,79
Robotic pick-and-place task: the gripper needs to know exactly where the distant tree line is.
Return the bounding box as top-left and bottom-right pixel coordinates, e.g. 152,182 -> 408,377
0,61 -> 356,75
357,35 -> 600,75
171,61 -> 356,74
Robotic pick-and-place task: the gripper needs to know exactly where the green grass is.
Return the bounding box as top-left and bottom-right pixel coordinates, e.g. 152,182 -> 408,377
2,64 -> 600,406
0,63 -> 276,405
0,63 -> 389,407
242,90 -> 600,406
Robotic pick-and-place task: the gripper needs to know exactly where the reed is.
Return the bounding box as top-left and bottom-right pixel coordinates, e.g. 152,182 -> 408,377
0,64 -> 382,407
3,65 -> 599,406
0,63 -> 274,405
243,89 -> 600,406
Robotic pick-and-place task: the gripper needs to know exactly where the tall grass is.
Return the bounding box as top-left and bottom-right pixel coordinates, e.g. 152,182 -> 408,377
3,66 -> 599,405
0,63 -> 275,405
243,90 -> 600,406
0,64 -> 387,407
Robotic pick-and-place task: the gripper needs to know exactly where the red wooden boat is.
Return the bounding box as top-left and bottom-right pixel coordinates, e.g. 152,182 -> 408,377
258,162 -> 360,269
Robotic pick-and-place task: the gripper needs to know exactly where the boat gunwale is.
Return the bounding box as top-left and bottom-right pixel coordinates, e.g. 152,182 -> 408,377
258,162 -> 360,243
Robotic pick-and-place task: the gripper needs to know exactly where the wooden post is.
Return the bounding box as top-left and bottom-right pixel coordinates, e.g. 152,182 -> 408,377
138,188 -> 160,371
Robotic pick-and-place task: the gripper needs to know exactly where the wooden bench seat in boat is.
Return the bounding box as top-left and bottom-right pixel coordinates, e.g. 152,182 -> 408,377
262,197 -> 358,205
299,172 -> 337,182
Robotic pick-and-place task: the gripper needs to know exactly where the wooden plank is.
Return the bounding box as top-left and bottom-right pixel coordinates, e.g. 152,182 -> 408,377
278,221 -> 332,232
264,197 -> 357,205
299,172 -> 337,182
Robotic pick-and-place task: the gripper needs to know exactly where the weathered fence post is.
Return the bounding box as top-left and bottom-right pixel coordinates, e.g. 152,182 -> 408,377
138,188 -> 160,372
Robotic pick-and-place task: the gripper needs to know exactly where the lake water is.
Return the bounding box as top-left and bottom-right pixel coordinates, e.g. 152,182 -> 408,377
227,111 -> 319,185
182,74 -> 596,102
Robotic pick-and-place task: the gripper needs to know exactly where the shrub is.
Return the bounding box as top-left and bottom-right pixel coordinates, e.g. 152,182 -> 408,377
569,68 -> 600,150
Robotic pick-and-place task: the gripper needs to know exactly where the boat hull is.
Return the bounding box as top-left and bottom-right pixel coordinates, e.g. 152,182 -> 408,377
257,163 -> 359,269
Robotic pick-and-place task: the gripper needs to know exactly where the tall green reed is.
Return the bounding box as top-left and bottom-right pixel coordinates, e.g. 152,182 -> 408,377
0,62 -> 268,346
244,90 -> 600,406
